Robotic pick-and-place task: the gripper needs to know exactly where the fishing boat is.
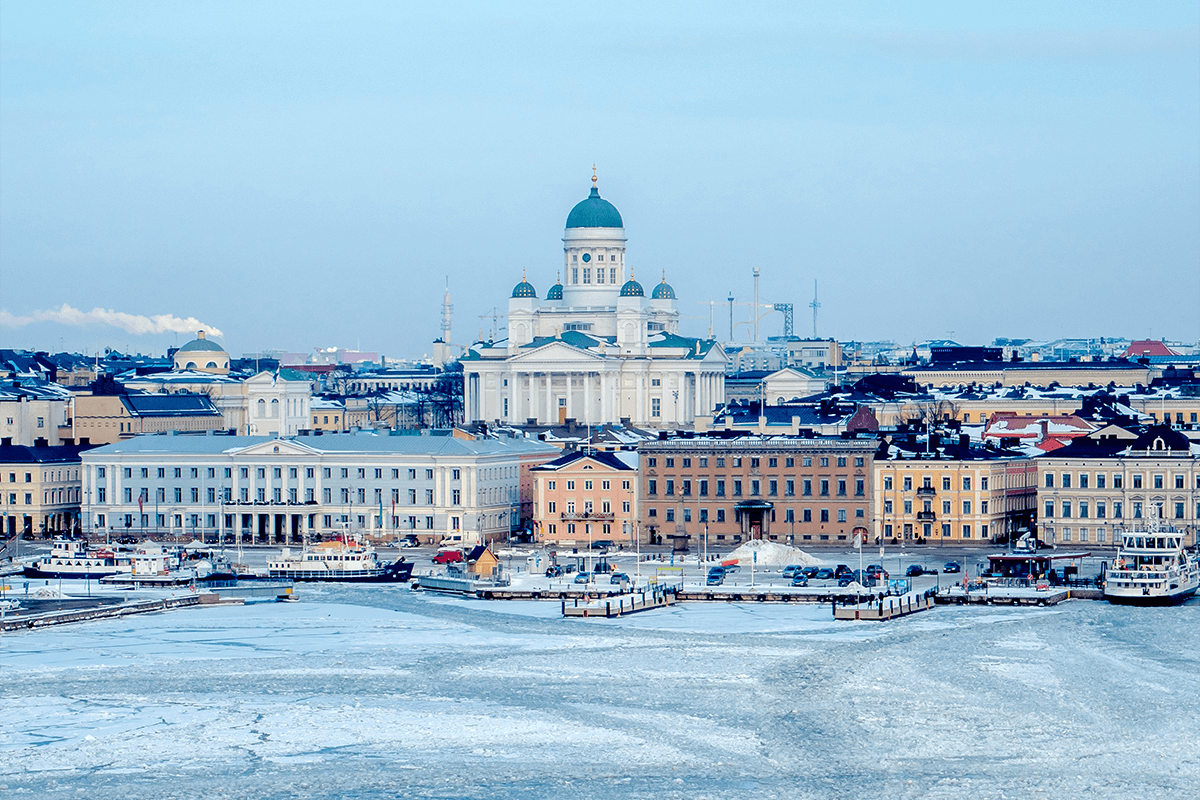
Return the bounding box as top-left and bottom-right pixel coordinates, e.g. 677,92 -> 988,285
1104,511 -> 1199,606
266,536 -> 413,582
23,538 -> 133,580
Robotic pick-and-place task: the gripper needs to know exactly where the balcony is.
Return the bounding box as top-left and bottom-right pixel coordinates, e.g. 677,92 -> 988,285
916,511 -> 937,521
560,511 -> 615,522
916,486 -> 937,496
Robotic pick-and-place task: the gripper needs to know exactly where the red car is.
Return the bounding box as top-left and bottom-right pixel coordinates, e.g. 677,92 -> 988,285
432,550 -> 463,564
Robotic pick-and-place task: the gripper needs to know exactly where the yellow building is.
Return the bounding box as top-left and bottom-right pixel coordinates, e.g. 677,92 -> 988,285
0,443 -> 93,538
874,435 -> 1037,545
71,393 -> 225,444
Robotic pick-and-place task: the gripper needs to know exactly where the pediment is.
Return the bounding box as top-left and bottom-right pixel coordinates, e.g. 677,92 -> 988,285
234,438 -> 320,457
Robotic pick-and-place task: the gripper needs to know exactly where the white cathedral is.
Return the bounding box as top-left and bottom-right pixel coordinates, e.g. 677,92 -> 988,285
462,173 -> 726,429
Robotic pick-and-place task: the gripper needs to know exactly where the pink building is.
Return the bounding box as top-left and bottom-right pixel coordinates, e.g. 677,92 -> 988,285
532,450 -> 639,547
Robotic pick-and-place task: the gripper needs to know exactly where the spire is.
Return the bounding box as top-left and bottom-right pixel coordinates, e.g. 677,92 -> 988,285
661,269 -> 667,283
592,163 -> 597,187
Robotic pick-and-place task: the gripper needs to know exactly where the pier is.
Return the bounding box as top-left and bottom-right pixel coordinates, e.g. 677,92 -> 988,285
834,592 -> 935,620
562,588 -> 676,618
0,594 -> 211,632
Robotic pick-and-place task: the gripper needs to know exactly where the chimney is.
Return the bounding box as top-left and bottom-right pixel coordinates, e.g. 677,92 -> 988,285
1,437 -> 11,447
34,437 -> 48,447
959,433 -> 969,449
1039,419 -> 1049,442
78,437 -> 90,445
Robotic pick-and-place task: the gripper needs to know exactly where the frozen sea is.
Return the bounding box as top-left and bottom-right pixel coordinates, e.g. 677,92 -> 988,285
2,585 -> 1198,799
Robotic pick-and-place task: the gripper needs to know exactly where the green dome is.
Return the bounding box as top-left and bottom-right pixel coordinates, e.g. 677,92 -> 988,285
546,282 -> 563,300
566,187 -> 623,229
177,332 -> 224,352
651,280 -> 676,300
619,279 -> 644,297
511,279 -> 538,298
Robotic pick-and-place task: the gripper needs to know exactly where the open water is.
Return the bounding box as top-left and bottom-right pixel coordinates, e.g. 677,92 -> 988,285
2,585 -> 1198,799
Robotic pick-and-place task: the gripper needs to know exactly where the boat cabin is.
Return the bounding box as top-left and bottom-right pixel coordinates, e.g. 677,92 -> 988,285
984,551 -> 1091,585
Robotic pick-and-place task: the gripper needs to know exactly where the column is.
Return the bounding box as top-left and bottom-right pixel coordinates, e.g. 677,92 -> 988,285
566,373 -> 573,421
544,373 -> 551,425
601,372 -> 610,423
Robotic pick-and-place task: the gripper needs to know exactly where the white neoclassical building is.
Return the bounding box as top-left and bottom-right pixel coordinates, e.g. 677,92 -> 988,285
462,174 -> 726,429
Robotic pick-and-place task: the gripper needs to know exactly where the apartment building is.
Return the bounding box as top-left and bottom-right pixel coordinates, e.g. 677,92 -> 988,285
874,434 -> 1037,545
1037,425 -> 1200,547
532,449 -> 638,546
638,435 -> 877,548
81,432 -> 557,545
1,442 -> 96,537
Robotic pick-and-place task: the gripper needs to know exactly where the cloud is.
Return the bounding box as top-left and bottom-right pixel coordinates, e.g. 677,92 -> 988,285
0,304 -> 224,339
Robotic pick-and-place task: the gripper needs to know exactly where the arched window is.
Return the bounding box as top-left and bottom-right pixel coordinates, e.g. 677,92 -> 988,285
206,362 -> 217,369
270,399 -> 280,418
1153,437 -> 1165,450
257,398 -> 267,417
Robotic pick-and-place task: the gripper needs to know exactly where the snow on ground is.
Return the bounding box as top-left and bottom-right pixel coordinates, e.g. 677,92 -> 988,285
725,538 -> 822,566
2,586 -> 1198,800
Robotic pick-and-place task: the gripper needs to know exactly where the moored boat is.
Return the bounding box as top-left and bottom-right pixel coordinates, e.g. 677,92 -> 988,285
1104,512 -> 1199,606
23,538 -> 133,580
266,536 -> 413,582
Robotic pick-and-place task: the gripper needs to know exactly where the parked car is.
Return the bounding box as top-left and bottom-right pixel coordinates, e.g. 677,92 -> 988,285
837,576 -> 855,587
790,574 -> 809,587
609,572 -> 630,585
400,534 -> 421,548
591,540 -> 615,550
722,563 -> 741,574
706,567 -> 725,586
943,561 -> 962,574
834,564 -> 853,579
866,565 -> 889,580
782,564 -> 805,579
814,568 -> 836,580
905,564 -> 924,577
801,566 -> 820,578
545,565 -> 564,578
851,570 -> 878,587
573,572 -> 591,584
432,550 -> 463,564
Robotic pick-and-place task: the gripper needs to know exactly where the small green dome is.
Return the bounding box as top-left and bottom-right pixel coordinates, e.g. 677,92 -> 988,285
651,280 -> 676,300
177,331 -> 225,352
546,281 -> 563,300
566,186 -> 623,229
619,279 -> 644,297
512,279 -> 538,298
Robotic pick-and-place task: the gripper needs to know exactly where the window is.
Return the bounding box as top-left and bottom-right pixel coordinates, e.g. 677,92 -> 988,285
651,398 -> 661,418
1096,474 -> 1105,489
426,469 -> 434,480
802,457 -> 811,467
802,509 -> 811,522
648,480 -> 657,496
1061,501 -> 1071,518
837,479 -> 846,496
1113,501 -> 1123,518
1079,501 -> 1089,518
819,479 -> 829,496
820,509 -> 829,523
1045,473 -> 1054,488
647,458 -> 656,467
652,380 -> 662,388
981,500 -> 988,514
855,479 -> 864,496
962,501 -> 971,514
837,509 -> 846,522
962,477 -> 972,491
1153,475 -> 1164,490
883,476 -> 892,491
452,490 -> 461,505
942,523 -> 951,537
682,480 -> 691,496
1113,474 -> 1123,489
836,457 -> 846,468
942,500 -> 951,514
819,457 -> 829,467
716,479 -> 725,497
665,509 -> 674,522
699,480 -> 709,497
884,500 -> 893,514
962,525 -> 972,539
1079,474 -> 1088,489
1132,474 -> 1142,489
733,480 -> 742,497
1175,474 -> 1185,489
665,480 -> 675,496
803,479 -> 812,496
665,457 -> 674,467
903,477 -> 912,491
785,479 -> 794,497
1175,502 -> 1185,520
452,469 -> 461,481
425,489 -> 434,503
716,509 -> 725,523
904,500 -> 912,514
751,480 -> 760,496
1096,501 -> 1106,519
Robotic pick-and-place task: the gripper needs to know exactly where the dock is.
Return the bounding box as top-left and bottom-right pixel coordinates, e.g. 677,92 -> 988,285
834,592 -> 935,621
562,588 -> 676,618
0,594 -> 212,632
936,585 -> 1103,606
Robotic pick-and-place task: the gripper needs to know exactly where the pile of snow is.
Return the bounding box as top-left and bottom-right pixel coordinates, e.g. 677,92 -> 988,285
724,539 -> 821,567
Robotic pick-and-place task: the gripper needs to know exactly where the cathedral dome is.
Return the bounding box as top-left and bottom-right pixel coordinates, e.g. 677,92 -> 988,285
566,173 -> 623,229
619,279 -> 644,297
512,278 -> 538,298
546,281 -> 563,300
651,279 -> 676,300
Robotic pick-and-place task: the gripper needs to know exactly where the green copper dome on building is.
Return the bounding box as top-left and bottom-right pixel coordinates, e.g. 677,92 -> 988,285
651,277 -> 676,300
511,276 -> 538,298
619,278 -> 644,297
565,171 -> 623,229
546,280 -> 563,300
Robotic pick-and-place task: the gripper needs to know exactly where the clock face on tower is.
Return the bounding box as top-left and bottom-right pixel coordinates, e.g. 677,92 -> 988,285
582,253 -> 591,263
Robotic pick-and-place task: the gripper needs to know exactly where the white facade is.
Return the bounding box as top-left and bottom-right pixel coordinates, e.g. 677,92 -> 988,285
81,432 -> 558,543
463,178 -> 725,428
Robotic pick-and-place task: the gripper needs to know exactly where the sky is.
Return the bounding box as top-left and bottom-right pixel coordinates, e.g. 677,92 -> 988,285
1,1 -> 1198,359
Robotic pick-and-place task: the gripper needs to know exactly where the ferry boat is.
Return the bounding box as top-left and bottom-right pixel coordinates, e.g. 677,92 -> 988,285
23,538 -> 133,580
1104,512 -> 1199,606
266,537 -> 414,582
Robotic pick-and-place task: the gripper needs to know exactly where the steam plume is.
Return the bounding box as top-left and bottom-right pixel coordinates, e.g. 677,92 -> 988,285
0,304 -> 224,339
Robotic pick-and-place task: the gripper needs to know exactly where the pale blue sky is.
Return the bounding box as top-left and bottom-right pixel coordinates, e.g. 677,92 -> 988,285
2,1 -> 1197,358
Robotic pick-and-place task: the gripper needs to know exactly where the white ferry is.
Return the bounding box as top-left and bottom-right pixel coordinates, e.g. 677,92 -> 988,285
23,538 -> 133,580
266,536 -> 413,582
1104,512 -> 1199,606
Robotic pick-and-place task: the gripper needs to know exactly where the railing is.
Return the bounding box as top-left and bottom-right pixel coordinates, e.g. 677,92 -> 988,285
560,511 -> 615,521
916,486 -> 937,496
916,511 -> 936,521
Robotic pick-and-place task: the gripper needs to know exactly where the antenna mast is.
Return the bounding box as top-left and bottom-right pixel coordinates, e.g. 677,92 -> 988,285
809,280 -> 821,337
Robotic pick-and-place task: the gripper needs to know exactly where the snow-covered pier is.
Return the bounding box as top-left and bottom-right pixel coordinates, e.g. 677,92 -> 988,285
0,594 -> 210,632
834,592 -> 935,620
562,588 -> 676,618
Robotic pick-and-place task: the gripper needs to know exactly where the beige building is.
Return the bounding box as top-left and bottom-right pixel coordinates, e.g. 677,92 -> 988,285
874,437 -> 1037,545
171,331 -> 230,375
70,393 -> 225,444
1036,425 -> 1199,548
532,450 -> 638,547
1,443 -> 93,538
0,381 -> 72,446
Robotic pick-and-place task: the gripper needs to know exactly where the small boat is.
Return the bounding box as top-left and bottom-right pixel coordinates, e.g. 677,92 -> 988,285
23,538 -> 133,580
1104,511 -> 1199,606
266,536 -> 413,582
